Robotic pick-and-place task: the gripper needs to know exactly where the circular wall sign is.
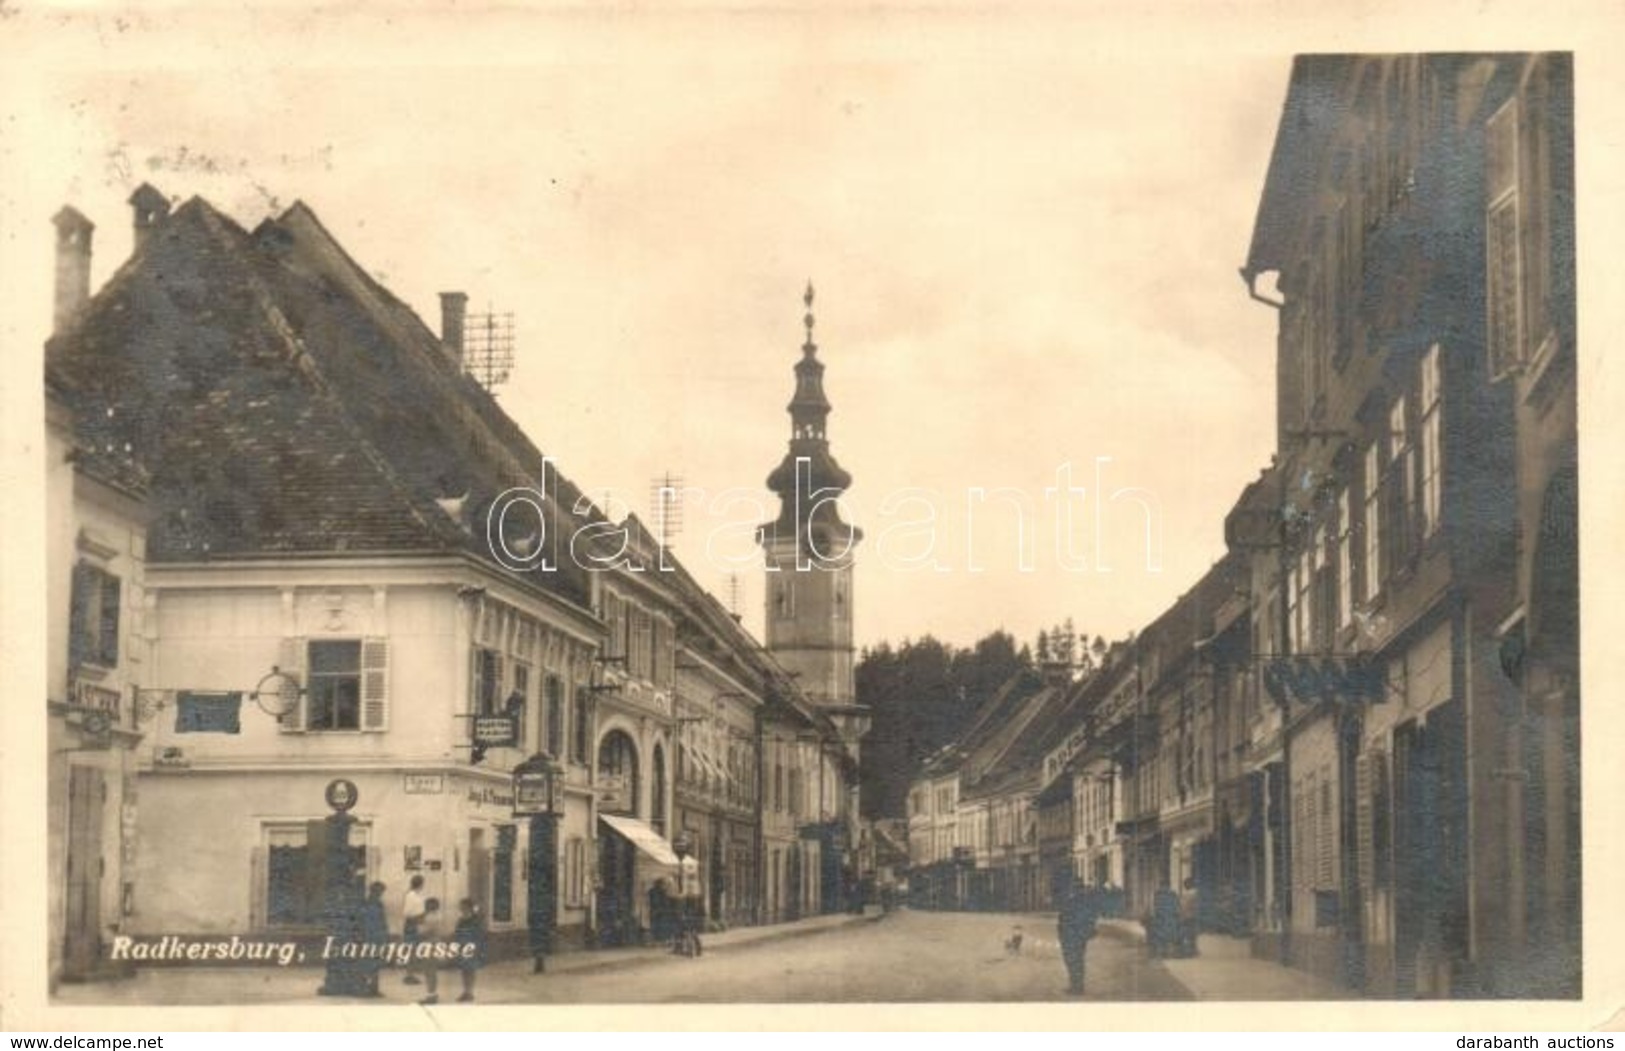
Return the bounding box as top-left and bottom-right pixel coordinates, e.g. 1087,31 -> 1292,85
252,669 -> 302,718
325,778 -> 360,813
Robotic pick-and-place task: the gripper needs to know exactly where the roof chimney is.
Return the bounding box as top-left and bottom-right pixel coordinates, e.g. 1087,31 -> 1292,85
129,183 -> 171,252
51,206 -> 94,335
439,291 -> 468,365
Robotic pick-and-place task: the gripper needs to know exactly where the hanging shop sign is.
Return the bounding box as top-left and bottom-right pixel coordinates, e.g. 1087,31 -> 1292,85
472,714 -> 519,748
1261,656 -> 1385,708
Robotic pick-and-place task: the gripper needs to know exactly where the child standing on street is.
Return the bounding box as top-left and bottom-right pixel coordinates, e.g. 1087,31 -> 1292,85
414,898 -> 443,1005
453,898 -> 488,1003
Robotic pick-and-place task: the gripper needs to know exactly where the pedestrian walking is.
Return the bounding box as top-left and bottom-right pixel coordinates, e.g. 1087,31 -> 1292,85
1057,881 -> 1099,997
359,881 -> 389,998
413,897 -> 443,1005
452,898 -> 488,1003
671,890 -> 703,957
1149,884 -> 1181,958
1179,878 -> 1201,958
648,878 -> 672,946
402,875 -> 427,986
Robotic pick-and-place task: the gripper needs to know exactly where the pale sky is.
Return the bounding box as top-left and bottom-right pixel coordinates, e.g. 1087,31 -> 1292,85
6,8 -> 1305,651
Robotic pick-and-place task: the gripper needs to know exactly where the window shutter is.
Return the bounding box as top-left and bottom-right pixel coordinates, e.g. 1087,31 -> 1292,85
100,573 -> 122,667
69,562 -> 93,668
1371,748 -> 1390,890
249,845 -> 266,931
1355,753 -> 1373,893
1486,98 -> 1524,380
361,637 -> 389,732
277,637 -> 307,732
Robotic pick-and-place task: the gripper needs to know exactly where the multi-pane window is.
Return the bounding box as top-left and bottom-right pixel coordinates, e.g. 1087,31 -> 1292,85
1420,345 -> 1442,537
308,640 -> 362,731
571,685 -> 590,764
69,562 -> 121,668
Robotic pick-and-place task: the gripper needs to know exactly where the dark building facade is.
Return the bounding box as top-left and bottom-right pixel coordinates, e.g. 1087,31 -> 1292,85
1236,53 -> 1577,997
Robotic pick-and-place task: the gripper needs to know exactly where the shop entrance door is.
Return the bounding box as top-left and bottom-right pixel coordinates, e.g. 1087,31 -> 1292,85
63,765 -> 104,978
596,832 -> 636,946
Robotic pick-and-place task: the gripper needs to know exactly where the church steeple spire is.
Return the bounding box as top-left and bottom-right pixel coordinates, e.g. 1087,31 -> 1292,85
788,281 -> 833,441
757,281 -> 863,711
765,282 -> 855,516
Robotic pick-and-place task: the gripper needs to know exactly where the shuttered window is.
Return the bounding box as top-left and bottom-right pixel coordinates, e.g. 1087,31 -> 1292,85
69,562 -> 121,669
308,640 -> 361,731
277,636 -> 307,733
1370,748 -> 1391,890
360,637 -> 388,731
1318,778 -> 1335,889
1356,753 -> 1374,892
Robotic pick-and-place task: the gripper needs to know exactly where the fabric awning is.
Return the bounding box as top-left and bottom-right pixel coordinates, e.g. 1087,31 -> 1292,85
598,814 -> 697,871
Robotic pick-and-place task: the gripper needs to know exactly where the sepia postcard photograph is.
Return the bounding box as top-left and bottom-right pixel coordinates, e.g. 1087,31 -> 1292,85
2,0 -> 1622,1033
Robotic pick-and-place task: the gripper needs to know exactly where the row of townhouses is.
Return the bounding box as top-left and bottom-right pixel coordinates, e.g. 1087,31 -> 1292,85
44,187 -> 868,988
906,53 -> 1578,999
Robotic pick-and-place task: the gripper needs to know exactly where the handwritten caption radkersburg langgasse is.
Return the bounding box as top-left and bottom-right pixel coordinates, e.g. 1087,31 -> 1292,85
107,934 -> 478,968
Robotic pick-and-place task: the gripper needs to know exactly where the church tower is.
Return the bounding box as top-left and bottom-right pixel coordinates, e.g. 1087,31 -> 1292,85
758,283 -> 864,713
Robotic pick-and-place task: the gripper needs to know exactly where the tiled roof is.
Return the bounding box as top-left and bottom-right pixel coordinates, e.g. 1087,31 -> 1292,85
46,360 -> 150,500
44,195 -> 603,607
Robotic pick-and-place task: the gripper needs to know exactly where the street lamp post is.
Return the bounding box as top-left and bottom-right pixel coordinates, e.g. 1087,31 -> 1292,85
513,752 -> 563,974
672,829 -> 699,956
315,778 -> 365,997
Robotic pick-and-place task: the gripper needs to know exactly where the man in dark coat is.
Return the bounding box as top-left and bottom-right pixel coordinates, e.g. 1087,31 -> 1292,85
1057,881 -> 1100,996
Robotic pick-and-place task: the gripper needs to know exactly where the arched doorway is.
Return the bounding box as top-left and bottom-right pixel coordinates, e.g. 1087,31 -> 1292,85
595,729 -> 641,946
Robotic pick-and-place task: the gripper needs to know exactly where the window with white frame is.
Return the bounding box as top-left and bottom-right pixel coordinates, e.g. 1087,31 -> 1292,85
1420,345 -> 1442,537
308,640 -> 363,731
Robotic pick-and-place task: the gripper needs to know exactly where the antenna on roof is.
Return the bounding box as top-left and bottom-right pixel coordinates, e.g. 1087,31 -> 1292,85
650,472 -> 685,546
726,573 -> 742,617
463,305 -> 515,392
